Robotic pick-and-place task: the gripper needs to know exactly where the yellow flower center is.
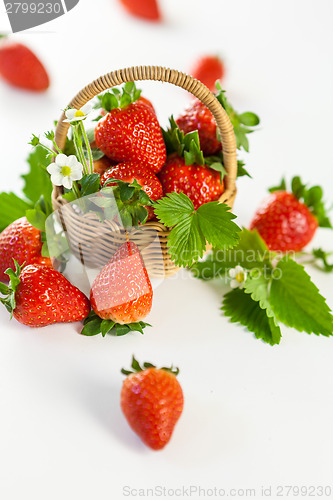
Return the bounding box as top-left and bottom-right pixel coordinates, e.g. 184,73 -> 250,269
61,166 -> 72,176
74,110 -> 85,117
235,272 -> 245,283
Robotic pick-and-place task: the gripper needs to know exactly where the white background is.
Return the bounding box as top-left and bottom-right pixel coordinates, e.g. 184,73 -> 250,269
0,1 -> 332,499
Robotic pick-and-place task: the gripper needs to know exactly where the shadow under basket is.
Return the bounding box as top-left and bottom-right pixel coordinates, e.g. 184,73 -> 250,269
52,66 -> 238,278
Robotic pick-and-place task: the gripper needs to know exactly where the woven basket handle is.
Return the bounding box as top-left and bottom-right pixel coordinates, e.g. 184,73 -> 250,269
54,65 -> 237,199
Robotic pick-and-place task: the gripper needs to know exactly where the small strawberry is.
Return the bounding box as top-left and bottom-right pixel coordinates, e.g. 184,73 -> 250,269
190,55 -> 225,91
121,356 -> 184,450
0,217 -> 52,283
0,262 -> 90,328
160,118 -> 225,210
89,241 -> 153,326
250,177 -> 332,252
0,38 -> 49,92
176,99 -> 221,156
119,0 -> 161,21
100,162 -> 163,220
95,82 -> 166,173
93,155 -> 115,176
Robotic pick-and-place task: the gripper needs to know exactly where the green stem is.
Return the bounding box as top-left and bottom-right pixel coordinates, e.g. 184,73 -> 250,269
51,139 -> 62,155
71,181 -> 81,199
80,121 -> 94,174
38,143 -> 57,157
72,125 -> 88,174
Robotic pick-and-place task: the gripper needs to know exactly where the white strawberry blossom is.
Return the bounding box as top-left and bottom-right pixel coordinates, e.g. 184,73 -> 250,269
63,103 -> 92,123
229,265 -> 247,289
47,154 -> 83,189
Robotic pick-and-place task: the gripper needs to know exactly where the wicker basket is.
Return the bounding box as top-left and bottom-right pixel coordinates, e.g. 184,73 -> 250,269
52,66 -> 237,278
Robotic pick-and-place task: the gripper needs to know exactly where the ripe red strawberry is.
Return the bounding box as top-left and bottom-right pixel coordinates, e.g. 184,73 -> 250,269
119,0 -> 161,21
0,39 -> 49,92
95,83 -> 166,173
0,217 -> 52,283
158,153 -> 224,210
100,162 -> 163,220
176,100 -> 221,156
0,263 -> 90,327
250,177 -> 331,252
90,241 -> 153,324
121,357 -> 184,450
190,55 -> 225,91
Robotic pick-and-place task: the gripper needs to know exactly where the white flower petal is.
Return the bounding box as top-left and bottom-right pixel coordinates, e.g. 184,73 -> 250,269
67,155 -> 79,168
229,268 -> 236,278
70,167 -> 83,181
55,154 -> 69,167
234,265 -> 244,274
65,109 -> 77,120
47,163 -> 61,175
62,176 -> 73,189
50,172 -> 64,186
81,103 -> 92,115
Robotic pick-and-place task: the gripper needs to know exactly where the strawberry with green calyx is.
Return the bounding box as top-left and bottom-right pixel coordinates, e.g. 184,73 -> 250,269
0,216 -> 52,283
94,82 -> 166,173
0,261 -> 90,327
100,162 -> 163,221
250,176 -> 332,252
87,242 -> 153,334
92,176 -> 154,226
120,356 -> 184,450
81,310 -> 151,337
160,117 -> 225,210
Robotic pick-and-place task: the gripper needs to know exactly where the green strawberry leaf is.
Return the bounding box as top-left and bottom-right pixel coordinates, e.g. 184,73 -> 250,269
270,256 -> 333,336
215,82 -> 260,153
21,146 -> 53,204
191,229 -> 271,280
311,248 -> 333,273
154,192 -> 240,267
0,193 -> 33,232
222,288 -> 282,346
79,174 -> 101,197
237,160 -> 252,178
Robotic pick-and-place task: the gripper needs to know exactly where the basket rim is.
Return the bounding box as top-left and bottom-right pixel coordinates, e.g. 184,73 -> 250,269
52,65 -> 238,209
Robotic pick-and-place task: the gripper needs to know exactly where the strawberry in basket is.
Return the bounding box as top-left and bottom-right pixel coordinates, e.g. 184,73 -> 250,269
176,83 -> 260,157
100,162 -> 163,220
159,117 -> 225,210
94,82 -> 166,173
